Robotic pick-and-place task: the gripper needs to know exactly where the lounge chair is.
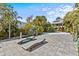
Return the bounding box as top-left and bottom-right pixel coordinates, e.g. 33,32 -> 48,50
17,37 -> 37,45
25,39 -> 48,52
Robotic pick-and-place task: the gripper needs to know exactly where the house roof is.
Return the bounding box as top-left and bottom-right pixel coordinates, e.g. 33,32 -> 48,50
52,19 -> 63,24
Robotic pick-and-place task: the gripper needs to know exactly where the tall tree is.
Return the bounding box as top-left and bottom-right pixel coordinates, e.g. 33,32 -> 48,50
64,8 -> 79,36
0,3 -> 22,39
75,3 -> 79,8
26,15 -> 33,23
56,17 -> 62,21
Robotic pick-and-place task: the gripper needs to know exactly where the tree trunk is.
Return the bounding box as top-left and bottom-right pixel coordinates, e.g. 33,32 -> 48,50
9,21 -> 11,39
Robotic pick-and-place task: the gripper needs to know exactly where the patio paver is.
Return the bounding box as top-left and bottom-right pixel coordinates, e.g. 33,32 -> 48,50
0,32 -> 78,56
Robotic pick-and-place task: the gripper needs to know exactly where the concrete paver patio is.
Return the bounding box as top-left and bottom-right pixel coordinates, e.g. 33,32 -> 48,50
0,32 -> 78,56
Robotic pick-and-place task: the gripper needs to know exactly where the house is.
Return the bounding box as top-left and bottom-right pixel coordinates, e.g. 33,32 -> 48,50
52,18 -> 64,32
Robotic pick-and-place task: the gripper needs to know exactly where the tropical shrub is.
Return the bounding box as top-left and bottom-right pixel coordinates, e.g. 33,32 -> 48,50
64,9 -> 79,34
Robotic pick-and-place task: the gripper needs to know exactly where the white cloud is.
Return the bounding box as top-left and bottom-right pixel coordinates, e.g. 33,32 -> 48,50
46,4 -> 73,22
47,11 -> 55,15
42,7 -> 51,11
58,5 -> 73,12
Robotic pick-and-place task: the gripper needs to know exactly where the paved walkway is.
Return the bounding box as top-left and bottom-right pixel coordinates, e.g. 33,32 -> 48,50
0,32 -> 78,56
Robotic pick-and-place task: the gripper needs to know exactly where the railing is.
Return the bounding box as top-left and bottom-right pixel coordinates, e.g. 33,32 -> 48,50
77,38 -> 79,56
0,35 -> 28,42
71,33 -> 79,55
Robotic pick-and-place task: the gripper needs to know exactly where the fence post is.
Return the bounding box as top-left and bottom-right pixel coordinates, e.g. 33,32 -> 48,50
78,38 -> 79,56
20,32 -> 22,39
72,32 -> 78,42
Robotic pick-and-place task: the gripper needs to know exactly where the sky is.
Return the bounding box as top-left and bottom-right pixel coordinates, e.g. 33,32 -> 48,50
10,3 -> 74,23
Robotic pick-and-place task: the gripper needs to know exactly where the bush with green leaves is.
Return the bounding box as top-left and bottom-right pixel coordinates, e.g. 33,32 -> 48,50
36,26 -> 44,35
64,9 -> 79,34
